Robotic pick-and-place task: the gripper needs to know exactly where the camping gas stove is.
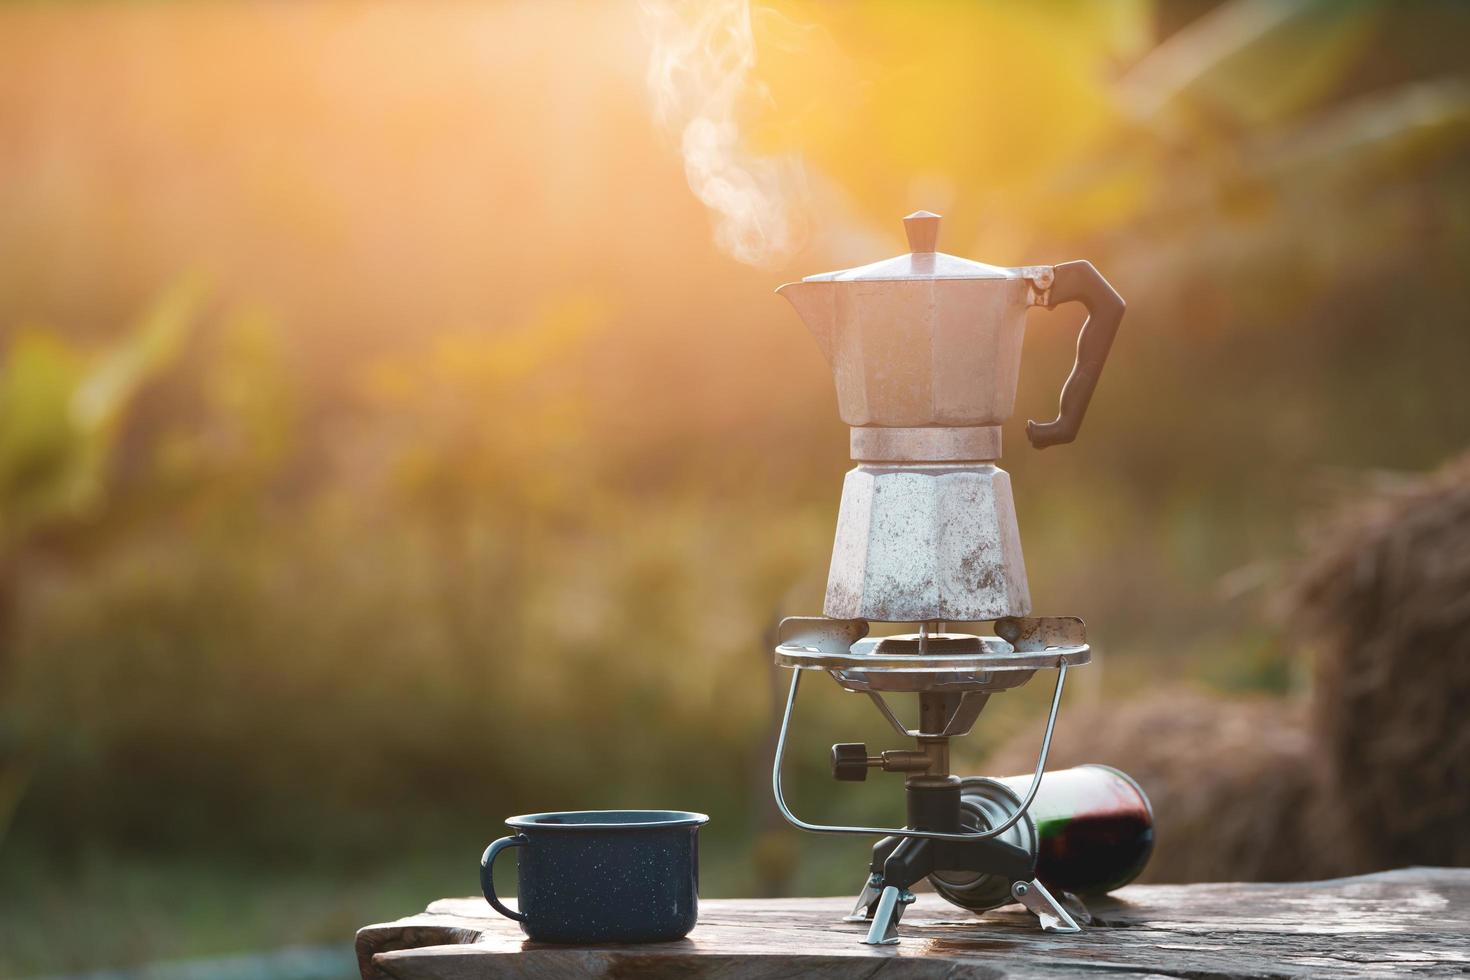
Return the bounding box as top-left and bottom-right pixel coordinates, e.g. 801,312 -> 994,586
770,211 -> 1149,945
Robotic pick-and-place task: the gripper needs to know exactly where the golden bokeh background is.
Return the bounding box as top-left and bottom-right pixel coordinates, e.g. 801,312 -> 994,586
1,1 -> 1468,974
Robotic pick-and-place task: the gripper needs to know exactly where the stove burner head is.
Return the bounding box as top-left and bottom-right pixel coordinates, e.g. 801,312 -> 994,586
774,617 -> 1089,693
868,633 -> 989,657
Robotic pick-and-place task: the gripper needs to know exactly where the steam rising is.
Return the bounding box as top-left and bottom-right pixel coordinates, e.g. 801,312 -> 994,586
642,0 -> 807,267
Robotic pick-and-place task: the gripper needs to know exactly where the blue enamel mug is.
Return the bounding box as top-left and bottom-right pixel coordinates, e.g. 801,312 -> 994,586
479,810 -> 709,944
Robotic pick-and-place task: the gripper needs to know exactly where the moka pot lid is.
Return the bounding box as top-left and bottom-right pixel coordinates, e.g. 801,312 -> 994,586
798,211 -> 1034,283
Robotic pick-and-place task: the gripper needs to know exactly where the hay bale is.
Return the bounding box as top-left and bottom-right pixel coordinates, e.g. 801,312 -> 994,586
984,688 -> 1363,883
1288,454 -> 1470,867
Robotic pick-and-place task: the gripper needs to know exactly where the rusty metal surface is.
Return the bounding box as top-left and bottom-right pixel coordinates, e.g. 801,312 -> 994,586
995,615 -> 1087,651
775,616 -> 869,656
824,463 -> 1032,622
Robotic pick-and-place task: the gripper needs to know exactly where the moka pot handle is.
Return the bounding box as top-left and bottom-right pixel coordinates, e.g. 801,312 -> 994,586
1026,261 -> 1126,450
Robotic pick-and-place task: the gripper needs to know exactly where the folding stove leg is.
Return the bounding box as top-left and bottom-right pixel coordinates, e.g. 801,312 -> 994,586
863,885 -> 915,946
1011,879 -> 1082,933
858,834 -> 932,944
843,873 -> 883,922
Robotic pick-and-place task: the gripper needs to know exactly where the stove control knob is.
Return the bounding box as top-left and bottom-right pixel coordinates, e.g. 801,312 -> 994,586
831,743 -> 871,782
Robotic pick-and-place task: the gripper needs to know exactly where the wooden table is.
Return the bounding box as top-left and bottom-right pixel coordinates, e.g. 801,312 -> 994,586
357,867 -> 1470,979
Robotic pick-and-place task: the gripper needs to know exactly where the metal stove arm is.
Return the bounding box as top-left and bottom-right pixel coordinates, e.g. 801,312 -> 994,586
864,690 -> 992,739
864,691 -> 915,739
771,662 -> 1068,843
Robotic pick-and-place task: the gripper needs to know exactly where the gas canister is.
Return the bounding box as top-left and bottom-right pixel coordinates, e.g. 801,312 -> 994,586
930,764 -> 1154,912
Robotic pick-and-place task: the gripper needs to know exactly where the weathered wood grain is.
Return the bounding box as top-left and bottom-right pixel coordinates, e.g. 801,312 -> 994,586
356,867 -> 1470,979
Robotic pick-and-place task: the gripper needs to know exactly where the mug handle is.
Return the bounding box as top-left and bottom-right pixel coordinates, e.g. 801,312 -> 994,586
480,834 -> 528,922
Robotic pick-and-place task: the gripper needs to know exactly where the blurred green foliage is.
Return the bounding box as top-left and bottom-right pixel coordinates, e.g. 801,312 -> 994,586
1,1 -> 1469,975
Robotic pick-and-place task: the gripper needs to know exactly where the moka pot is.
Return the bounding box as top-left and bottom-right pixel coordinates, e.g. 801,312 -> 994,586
778,211 -> 1125,622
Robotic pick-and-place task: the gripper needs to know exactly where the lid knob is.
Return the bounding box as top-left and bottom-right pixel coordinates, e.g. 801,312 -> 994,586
903,210 -> 941,253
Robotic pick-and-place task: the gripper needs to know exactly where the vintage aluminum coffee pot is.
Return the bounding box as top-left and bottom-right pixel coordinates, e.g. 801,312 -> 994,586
770,211 -> 1150,945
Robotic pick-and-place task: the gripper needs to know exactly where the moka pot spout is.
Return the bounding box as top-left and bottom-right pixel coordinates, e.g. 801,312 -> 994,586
776,280 -> 837,365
